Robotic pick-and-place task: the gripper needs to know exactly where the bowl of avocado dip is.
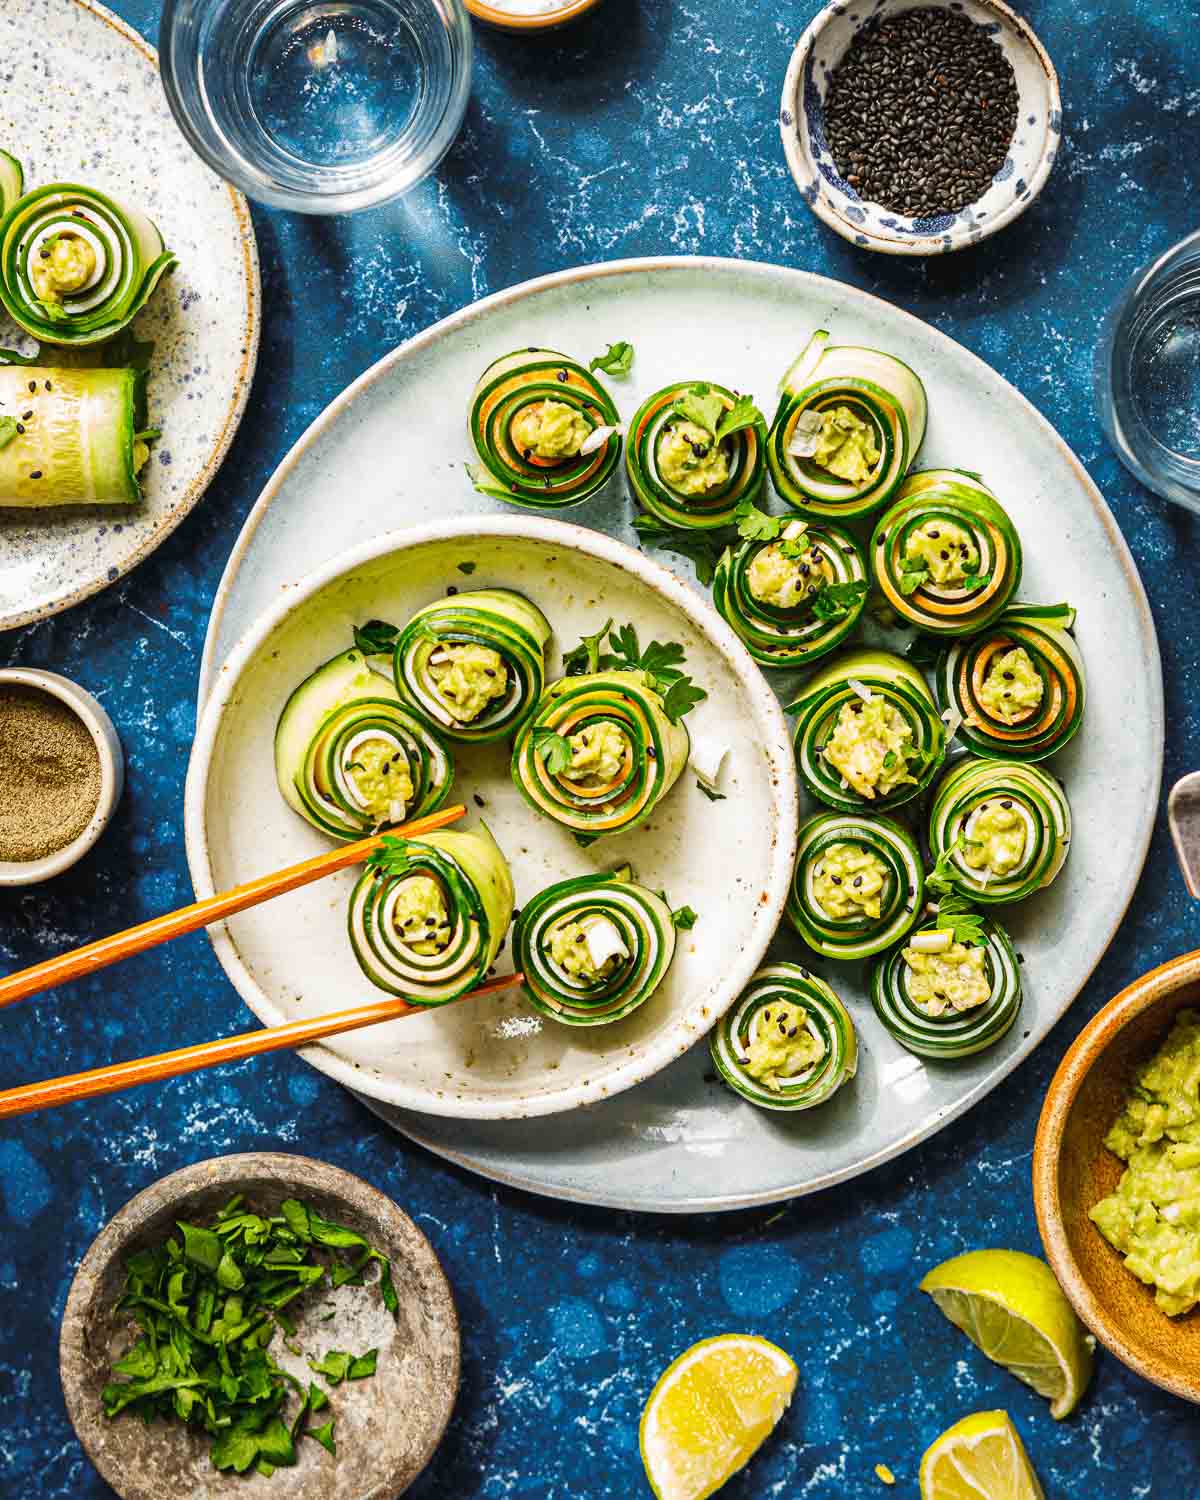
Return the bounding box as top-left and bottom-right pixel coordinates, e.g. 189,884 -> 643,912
1034,949 -> 1200,1404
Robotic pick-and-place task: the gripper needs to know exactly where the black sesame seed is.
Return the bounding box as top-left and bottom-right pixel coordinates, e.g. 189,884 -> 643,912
29,470 -> 41,479
44,381 -> 51,391
556,369 -> 568,382
21,411 -> 32,421
15,423 -> 24,435
27,380 -> 35,393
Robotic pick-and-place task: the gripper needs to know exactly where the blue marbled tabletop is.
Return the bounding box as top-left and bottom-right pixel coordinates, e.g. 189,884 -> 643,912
2,1 -> 1198,1494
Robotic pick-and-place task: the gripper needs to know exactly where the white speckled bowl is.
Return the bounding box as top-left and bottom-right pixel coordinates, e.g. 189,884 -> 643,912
184,517 -> 798,1120
0,667 -> 123,886
780,0 -> 1061,256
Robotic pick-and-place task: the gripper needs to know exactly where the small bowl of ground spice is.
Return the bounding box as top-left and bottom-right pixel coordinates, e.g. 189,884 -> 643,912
0,668 -> 123,886
780,0 -> 1061,256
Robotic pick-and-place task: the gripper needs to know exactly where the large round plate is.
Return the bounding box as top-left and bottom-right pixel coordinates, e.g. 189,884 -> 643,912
196,257 -> 1162,1211
0,0 -> 260,629
186,518 -> 797,1120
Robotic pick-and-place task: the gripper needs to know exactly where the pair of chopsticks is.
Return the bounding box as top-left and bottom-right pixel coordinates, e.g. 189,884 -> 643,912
0,804 -> 521,1120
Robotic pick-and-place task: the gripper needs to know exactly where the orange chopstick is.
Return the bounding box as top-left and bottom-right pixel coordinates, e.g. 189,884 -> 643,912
0,970 -> 523,1119
0,803 -> 467,1011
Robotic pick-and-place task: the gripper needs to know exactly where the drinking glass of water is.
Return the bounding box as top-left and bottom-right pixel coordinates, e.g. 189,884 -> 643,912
1097,229 -> 1200,514
159,0 -> 472,214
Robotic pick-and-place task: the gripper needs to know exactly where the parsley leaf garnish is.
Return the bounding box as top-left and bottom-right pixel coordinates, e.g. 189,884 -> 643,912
560,619 -> 707,721
927,834 -> 966,895
588,340 -> 634,377
632,515 -> 729,586
898,559 -> 929,596
960,571 -> 987,590
660,677 -> 707,723
696,780 -> 726,801
733,497 -> 783,542
366,833 -> 411,876
532,725 -> 572,774
715,394 -> 766,444
930,893 -> 987,949
671,905 -> 699,930
353,619 -> 399,656
671,382 -> 725,436
563,617 -> 613,676
809,580 -> 868,623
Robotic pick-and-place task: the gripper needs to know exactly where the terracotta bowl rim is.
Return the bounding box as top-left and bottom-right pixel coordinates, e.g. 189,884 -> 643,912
1033,947 -> 1200,1403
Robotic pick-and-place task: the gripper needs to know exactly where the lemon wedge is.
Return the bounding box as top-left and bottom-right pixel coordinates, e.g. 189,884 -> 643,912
639,1334 -> 797,1500
920,1248 -> 1094,1418
919,1410 -> 1046,1500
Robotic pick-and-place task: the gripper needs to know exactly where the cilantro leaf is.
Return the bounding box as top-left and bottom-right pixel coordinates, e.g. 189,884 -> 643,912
353,619 -> 399,656
696,781 -> 726,801
931,893 -> 987,949
715,394 -> 766,444
671,905 -> 698,930
366,833 -> 410,876
809,580 -> 868,623
671,383 -> 725,437
588,340 -> 634,377
562,617 -> 615,676
734,497 -> 783,542
0,416 -> 18,451
532,725 -> 572,775
660,677 -> 707,723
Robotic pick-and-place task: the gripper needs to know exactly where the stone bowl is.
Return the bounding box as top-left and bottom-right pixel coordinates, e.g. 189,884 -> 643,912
60,1154 -> 460,1498
1033,951 -> 1200,1405
780,0 -> 1061,255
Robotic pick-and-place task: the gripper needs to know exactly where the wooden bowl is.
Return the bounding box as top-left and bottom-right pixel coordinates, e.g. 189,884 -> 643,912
1033,950 -> 1200,1403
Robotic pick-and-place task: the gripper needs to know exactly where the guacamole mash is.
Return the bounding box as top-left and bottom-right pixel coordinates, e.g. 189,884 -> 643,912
745,1000 -> 824,1091
901,937 -> 990,1015
978,646 -> 1044,721
903,519 -> 978,586
658,419 -> 731,495
428,643 -> 508,723
342,737 -> 414,822
391,875 -> 452,954
747,528 -> 828,609
822,696 -> 915,801
511,399 -> 590,460
812,842 -> 888,921
807,405 -> 880,484
547,914 -> 629,983
561,721 -> 630,786
1090,1010 -> 1200,1316
30,231 -> 98,305
962,800 -> 1026,877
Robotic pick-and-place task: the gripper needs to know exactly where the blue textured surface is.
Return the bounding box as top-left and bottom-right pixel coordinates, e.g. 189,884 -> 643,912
1,0 -> 1198,1494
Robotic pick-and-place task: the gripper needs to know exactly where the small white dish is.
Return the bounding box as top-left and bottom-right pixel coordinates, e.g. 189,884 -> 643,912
780,0 -> 1061,256
0,667 -> 123,885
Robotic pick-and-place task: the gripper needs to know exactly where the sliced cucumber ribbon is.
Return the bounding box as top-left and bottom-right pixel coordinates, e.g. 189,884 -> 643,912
870,916 -> 1021,1059
347,826 -> 514,1004
767,330 -> 927,518
274,648 -> 454,841
710,963 -> 857,1111
928,757 -> 1071,904
393,588 -> 551,743
514,867 -> 677,1025
0,364 -> 146,506
511,669 -> 689,838
787,812 -> 924,961
789,649 -> 946,814
870,469 -> 1022,635
934,603 -> 1085,761
711,519 -> 867,668
469,348 -> 621,508
626,380 -> 765,530
0,184 -> 176,346
0,151 -> 23,217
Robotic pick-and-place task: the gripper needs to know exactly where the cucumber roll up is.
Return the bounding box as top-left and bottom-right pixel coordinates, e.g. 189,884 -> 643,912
468,348 -> 621,508
870,470 -> 1022,635
347,825 -> 514,1003
626,380 -> 765,529
789,649 -> 946,814
514,866 -> 677,1025
711,963 -> 857,1111
392,588 -> 550,743
786,812 -> 924,961
766,330 -> 927,519
0,183 -> 176,346
934,603 -> 1085,761
274,648 -> 453,840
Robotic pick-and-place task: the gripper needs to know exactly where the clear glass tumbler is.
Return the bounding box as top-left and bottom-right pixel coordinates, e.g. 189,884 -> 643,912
1096,229 -> 1200,514
159,0 -> 473,214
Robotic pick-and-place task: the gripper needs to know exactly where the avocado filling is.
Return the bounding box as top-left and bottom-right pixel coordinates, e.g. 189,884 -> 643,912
901,939 -> 990,1015
390,875 -> 452,955
560,721 -> 631,787
903,520 -> 978,586
743,1000 -> 825,1091
511,399 -> 590,461
658,419 -> 731,496
806,405 -> 880,484
30,230 -> 98,304
822,696 -> 915,801
747,523 -> 832,609
812,842 -> 889,920
546,913 -> 630,984
978,646 -> 1044,721
342,737 -> 414,822
1090,1010 -> 1200,1316
962,800 -> 1026,877
428,643 -> 508,723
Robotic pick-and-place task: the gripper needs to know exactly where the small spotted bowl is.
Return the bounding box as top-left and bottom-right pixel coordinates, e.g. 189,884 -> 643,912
780,0 -> 1062,256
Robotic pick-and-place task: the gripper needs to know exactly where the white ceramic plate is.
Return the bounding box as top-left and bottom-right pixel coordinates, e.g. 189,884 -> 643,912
195,257 -> 1162,1209
185,518 -> 798,1120
0,0 -> 259,629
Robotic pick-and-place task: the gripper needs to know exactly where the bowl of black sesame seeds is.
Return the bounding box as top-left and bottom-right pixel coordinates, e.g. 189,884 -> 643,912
780,0 -> 1061,255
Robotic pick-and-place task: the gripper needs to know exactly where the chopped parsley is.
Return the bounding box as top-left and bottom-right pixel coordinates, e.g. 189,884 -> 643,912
532,724 -> 572,775
898,558 -> 929,595
671,904 -> 699,930
588,340 -> 634,377
809,579 -> 868,623
352,618 -> 399,656
929,893 -> 987,950
559,619 -> 707,723
631,515 -> 729,586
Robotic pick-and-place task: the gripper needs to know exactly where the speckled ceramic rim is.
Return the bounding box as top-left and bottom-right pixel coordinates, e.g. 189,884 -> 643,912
59,1152 -> 461,1497
1033,950 -> 1200,1404
185,514 -> 798,1120
779,0 -> 1061,257
465,0 -> 599,30
0,666 -> 124,885
3,0 -> 262,632
193,254 -> 1161,1203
